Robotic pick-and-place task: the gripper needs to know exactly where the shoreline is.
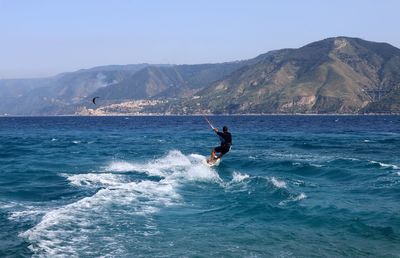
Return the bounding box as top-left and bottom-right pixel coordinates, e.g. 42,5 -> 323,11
1,113 -> 399,118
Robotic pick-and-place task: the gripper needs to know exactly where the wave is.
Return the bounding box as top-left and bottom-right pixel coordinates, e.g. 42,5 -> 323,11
104,151 -> 221,182
369,161 -> 399,170
270,154 -> 399,173
291,142 -> 347,150
228,173 -> 287,190
225,171 -> 294,189
226,173 -> 306,207
279,193 -> 307,206
270,177 -> 287,189
266,152 -> 331,169
268,152 -> 327,162
19,150 -> 316,256
9,208 -> 47,222
66,173 -> 127,187
363,139 -> 375,143
327,157 -> 360,163
231,172 -> 250,183
104,161 -> 141,173
20,181 -> 178,256
20,150 -> 222,257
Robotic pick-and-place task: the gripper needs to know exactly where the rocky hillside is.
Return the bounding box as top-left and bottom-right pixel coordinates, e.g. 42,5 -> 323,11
168,37 -> 400,114
0,64 -> 149,115
2,37 -> 400,115
87,62 -> 250,102
0,61 -> 250,115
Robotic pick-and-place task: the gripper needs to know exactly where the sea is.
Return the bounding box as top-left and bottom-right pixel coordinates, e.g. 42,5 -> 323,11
0,115 -> 399,257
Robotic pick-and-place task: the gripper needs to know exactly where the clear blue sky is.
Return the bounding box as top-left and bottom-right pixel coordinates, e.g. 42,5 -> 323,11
1,0 -> 399,78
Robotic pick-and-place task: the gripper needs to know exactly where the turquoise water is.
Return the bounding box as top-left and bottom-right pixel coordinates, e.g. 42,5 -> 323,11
0,116 -> 399,257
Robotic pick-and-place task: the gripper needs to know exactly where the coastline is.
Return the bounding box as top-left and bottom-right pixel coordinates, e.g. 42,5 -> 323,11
1,113 -> 399,118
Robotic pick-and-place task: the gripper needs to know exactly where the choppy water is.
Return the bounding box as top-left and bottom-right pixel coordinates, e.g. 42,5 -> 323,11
0,115 -> 399,257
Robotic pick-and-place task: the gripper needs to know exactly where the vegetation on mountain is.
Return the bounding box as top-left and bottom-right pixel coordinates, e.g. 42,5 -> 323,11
167,37 -> 400,114
1,37 -> 400,115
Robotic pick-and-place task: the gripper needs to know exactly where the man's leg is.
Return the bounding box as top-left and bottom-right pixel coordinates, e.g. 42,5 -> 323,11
209,148 -> 216,162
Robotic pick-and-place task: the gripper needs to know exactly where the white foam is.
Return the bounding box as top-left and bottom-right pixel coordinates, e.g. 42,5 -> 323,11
363,139 -> 374,143
326,157 -> 360,163
291,179 -> 305,186
162,152 -> 221,182
72,140 -> 81,144
369,160 -> 399,170
397,172 -> 400,176
0,202 -> 17,209
342,157 -> 360,161
269,152 -> 331,163
279,193 -> 307,206
9,209 -> 45,221
105,161 -> 141,172
22,150 -> 222,256
293,192 -> 307,201
270,177 -> 287,189
51,138 -> 57,142
67,173 -> 126,187
232,172 -> 250,183
21,180 -> 180,256
310,163 -> 323,168
106,151 -> 222,182
1,202 -> 47,222
145,150 -> 193,177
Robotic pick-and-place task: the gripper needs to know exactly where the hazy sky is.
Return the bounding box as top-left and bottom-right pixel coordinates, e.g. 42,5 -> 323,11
1,0 -> 399,78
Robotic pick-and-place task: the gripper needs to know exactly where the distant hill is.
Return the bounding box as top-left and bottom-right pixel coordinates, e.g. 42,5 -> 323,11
87,62 -> 251,102
167,37 -> 400,114
0,64 -> 149,115
0,61 -> 252,115
1,37 -> 400,115
0,78 -> 54,115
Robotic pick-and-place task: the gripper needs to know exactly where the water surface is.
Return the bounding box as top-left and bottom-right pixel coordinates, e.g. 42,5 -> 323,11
0,115 -> 399,257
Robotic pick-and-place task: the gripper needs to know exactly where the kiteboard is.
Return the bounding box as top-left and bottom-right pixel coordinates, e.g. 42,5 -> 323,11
205,157 -> 221,167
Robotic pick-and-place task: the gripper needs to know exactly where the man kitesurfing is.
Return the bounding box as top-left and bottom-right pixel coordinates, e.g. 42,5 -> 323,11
204,117 -> 232,165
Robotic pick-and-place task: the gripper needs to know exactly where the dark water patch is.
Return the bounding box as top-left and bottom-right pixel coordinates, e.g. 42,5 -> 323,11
378,138 -> 400,144
288,205 -> 400,242
347,220 -> 398,240
291,142 -> 348,150
326,157 -> 362,166
0,212 -> 32,258
319,168 -> 359,182
269,160 -> 325,177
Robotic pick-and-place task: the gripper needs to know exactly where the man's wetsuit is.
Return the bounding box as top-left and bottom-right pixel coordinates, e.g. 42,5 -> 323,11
215,131 -> 232,156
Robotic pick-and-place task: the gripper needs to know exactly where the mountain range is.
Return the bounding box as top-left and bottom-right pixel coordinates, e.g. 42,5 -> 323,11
1,37 -> 400,115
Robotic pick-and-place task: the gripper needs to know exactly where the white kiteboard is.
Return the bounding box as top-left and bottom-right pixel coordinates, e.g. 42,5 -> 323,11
205,157 -> 221,167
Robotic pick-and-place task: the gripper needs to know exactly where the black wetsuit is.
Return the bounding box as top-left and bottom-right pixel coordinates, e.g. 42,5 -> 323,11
215,131 -> 232,156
